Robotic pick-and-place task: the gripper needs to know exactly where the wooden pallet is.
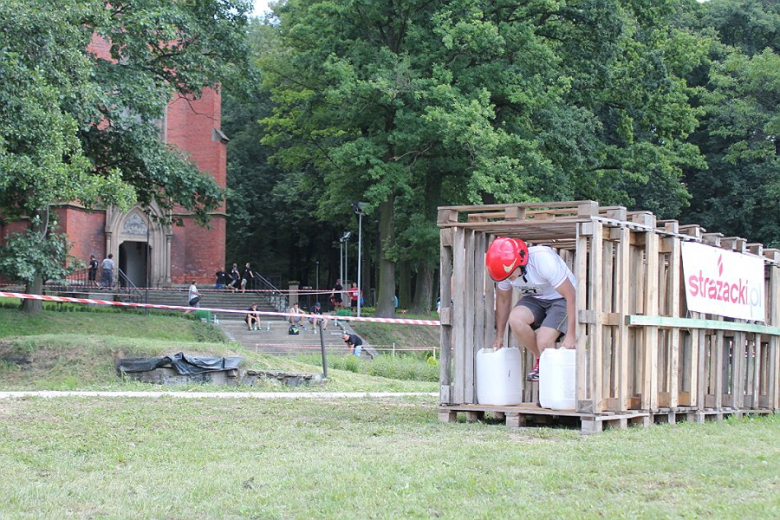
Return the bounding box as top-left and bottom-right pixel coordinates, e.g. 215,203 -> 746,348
438,404 -> 650,434
692,407 -> 774,424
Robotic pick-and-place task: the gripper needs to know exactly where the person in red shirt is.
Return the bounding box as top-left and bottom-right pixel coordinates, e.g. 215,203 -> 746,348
349,282 -> 361,315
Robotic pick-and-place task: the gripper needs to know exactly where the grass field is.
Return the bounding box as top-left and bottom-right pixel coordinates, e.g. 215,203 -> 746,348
0,396 -> 778,518
0,302 -> 778,518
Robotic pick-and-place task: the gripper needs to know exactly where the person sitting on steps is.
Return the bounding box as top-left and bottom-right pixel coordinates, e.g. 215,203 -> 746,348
288,302 -> 306,330
245,303 -> 261,331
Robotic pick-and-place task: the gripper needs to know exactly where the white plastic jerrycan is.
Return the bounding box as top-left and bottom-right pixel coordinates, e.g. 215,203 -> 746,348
476,347 -> 523,406
539,348 -> 576,410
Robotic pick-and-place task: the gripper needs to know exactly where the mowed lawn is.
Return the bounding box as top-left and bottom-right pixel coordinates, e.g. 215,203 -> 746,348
0,395 -> 777,519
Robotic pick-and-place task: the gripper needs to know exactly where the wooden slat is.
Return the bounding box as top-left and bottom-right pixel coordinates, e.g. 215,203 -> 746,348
452,228 -> 467,404
667,234 -> 681,408
472,232 -> 487,401
733,331 -> 746,409
714,329 -> 724,409
439,230 -> 453,404
576,222 -> 590,411
589,221 -> 604,412
616,226 -> 631,411
626,315 -> 780,336
463,230 -> 476,404
602,238 -> 615,407
643,231 -> 660,410
484,237 -> 497,355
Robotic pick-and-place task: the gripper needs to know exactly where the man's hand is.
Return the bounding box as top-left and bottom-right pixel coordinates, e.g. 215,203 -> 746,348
561,334 -> 576,349
492,337 -> 504,350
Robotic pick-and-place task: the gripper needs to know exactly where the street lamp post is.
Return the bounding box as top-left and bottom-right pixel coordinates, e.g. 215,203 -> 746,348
340,231 -> 351,288
352,202 -> 368,317
315,260 -> 319,296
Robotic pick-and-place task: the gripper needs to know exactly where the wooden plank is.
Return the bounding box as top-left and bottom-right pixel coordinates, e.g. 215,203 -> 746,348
483,236 -> 496,356
667,234 -> 681,408
714,329 -> 725,409
643,232 -> 660,410
750,334 -> 761,409
625,315 -> 780,336
602,238 -> 615,407
576,222 -> 590,412
733,331 -> 746,409
696,326 -> 708,411
438,200 -> 599,213
589,221 -> 604,412
473,232 -> 487,399
616,226 -> 631,412
769,258 -> 780,410
439,230 -> 454,403
440,228 -> 454,248
452,228 -> 467,404
437,209 -> 459,226
463,230 -> 476,404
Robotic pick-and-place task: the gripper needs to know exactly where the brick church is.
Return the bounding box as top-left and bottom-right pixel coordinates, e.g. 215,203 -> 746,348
1,37 -> 227,288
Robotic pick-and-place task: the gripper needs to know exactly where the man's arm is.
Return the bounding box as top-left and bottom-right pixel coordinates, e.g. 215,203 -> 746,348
493,288 -> 512,349
555,278 -> 577,349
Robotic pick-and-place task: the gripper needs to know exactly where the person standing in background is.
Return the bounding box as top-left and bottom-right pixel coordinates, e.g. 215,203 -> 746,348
101,254 -> 114,289
88,255 -> 98,287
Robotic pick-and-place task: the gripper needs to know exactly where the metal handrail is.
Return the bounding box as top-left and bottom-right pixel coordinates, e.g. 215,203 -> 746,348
252,271 -> 287,312
116,268 -> 143,303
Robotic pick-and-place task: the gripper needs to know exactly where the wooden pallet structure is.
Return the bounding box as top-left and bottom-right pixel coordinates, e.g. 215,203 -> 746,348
437,201 -> 780,433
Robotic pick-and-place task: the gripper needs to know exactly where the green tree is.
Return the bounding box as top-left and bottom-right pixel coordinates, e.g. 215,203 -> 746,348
680,0 -> 780,246
0,0 -> 251,312
259,0 -> 705,316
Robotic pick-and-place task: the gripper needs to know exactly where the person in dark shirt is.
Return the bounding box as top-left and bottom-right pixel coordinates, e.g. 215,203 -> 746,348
308,301 -> 330,331
241,262 -> 254,293
342,333 -> 363,358
215,268 -> 228,290
228,263 -> 240,292
88,255 -> 99,286
330,279 -> 343,311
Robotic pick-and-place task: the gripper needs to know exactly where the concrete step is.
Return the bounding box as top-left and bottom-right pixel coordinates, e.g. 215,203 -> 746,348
219,315 -> 349,356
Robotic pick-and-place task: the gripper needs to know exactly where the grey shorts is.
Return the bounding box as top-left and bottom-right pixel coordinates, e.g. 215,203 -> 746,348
516,297 -> 568,335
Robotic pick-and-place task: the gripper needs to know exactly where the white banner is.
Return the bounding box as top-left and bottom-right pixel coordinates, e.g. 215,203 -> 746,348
681,242 -> 765,321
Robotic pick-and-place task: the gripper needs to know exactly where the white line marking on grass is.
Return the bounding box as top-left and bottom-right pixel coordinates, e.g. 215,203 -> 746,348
0,391 -> 437,399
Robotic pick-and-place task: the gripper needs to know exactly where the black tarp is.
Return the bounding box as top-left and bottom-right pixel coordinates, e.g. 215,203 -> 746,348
117,352 -> 243,375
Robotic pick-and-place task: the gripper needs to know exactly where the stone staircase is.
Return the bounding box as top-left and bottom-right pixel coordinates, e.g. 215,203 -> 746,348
141,287 -> 359,357
142,287 -> 282,321
219,316 -> 353,356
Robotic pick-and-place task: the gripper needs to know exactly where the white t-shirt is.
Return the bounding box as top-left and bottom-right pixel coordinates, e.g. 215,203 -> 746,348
496,246 -> 576,300
188,284 -> 200,301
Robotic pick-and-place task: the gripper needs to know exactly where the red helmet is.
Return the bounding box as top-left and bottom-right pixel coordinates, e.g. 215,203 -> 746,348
486,237 -> 529,281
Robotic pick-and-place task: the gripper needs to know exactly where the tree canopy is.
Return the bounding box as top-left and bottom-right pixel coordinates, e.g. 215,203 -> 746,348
0,0 -> 252,309
256,0 -> 707,316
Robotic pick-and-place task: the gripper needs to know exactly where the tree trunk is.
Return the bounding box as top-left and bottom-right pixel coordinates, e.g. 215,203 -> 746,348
411,261 -> 434,314
398,260 -> 412,309
375,196 -> 396,317
21,275 -> 43,314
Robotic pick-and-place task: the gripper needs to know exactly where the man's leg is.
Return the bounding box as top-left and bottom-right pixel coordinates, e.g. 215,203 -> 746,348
535,326 -> 563,355
507,305 -> 539,357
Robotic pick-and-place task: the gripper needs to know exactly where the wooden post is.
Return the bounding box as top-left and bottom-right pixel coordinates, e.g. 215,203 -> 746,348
452,228 -> 467,404
589,221 -> 604,412
642,227 -> 660,410
666,232 -> 681,408
576,222 -> 591,412
439,228 -> 454,404
767,250 -> 780,410
616,226 -> 631,411
463,230 -> 476,404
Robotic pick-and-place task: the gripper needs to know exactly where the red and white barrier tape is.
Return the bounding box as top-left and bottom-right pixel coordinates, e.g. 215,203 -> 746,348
0,291 -> 441,326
